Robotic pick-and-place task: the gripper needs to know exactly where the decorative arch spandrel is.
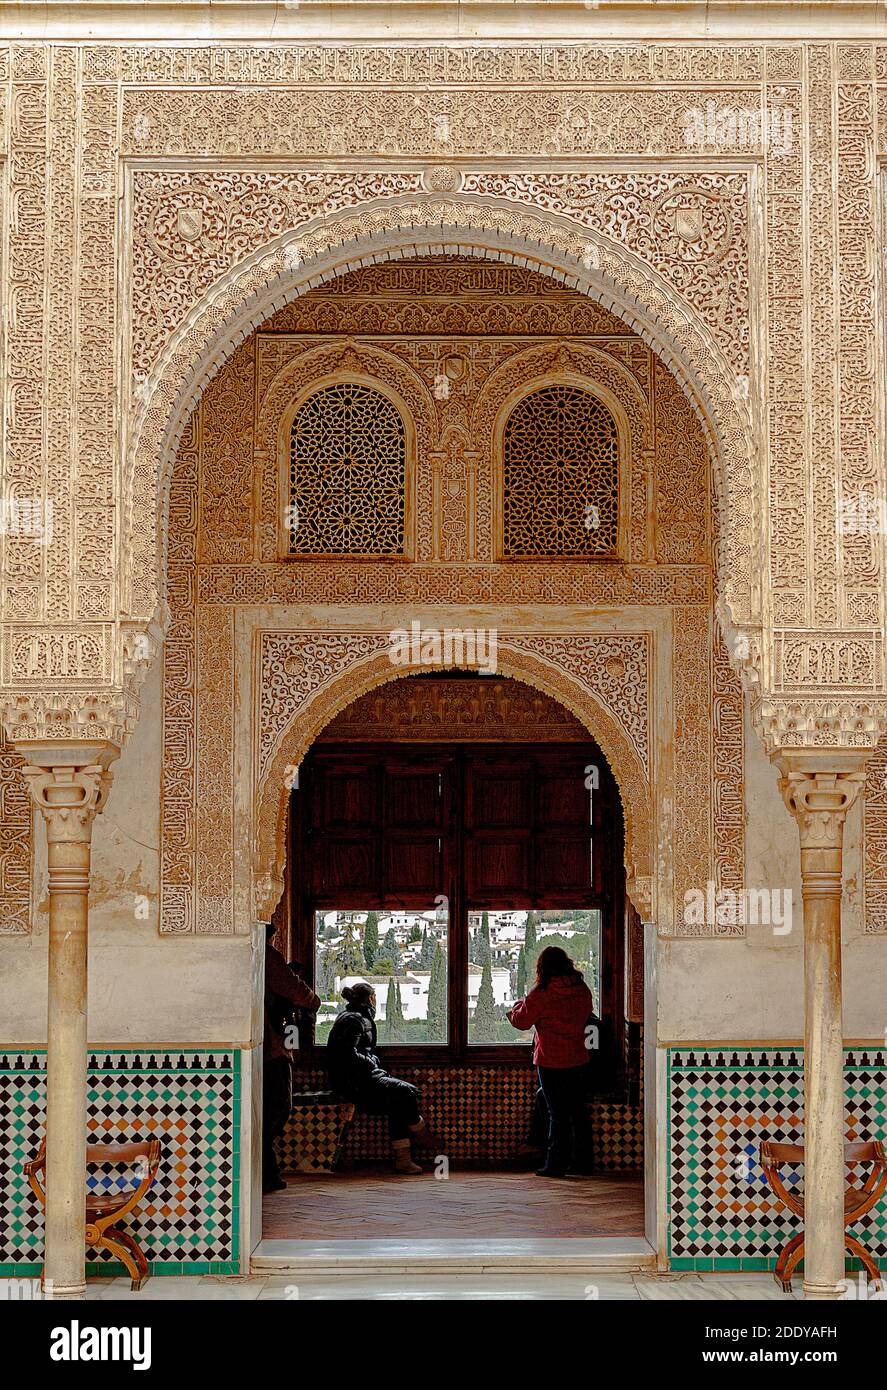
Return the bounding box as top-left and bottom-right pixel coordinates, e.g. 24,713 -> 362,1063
127,203 -> 760,658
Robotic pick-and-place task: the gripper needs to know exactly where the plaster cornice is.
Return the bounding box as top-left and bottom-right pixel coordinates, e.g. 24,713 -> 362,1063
2,2 -> 887,43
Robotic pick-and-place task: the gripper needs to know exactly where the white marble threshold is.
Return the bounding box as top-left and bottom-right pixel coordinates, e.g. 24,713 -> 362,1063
250,1235 -> 657,1273
84,1271 -> 799,1301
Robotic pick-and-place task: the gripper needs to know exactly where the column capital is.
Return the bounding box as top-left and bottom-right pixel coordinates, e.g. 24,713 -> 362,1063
16,740 -> 119,844
775,751 -> 867,849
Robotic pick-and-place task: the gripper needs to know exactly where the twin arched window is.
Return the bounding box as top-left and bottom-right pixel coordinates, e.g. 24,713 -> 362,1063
286,380 -> 618,559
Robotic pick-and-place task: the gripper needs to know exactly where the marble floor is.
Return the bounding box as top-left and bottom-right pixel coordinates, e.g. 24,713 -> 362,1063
78,1271 -> 799,1300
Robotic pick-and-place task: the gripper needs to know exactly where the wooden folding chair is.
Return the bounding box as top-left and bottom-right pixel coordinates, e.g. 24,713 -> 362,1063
760,1139 -> 887,1292
25,1137 -> 161,1291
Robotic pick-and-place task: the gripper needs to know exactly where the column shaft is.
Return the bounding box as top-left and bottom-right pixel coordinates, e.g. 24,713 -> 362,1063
800,838 -> 846,1299
20,749 -> 116,1301
779,761 -> 865,1301
44,838 -> 91,1298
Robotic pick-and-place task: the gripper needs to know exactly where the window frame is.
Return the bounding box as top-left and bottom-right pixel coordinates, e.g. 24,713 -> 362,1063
289,741 -> 625,1077
276,372 -> 416,563
493,373 -> 630,563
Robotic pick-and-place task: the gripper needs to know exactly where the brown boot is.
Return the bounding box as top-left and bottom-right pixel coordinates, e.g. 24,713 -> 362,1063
392,1138 -> 422,1174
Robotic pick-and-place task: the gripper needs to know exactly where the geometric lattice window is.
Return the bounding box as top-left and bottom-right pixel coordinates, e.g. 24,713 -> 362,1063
502,385 -> 619,557
287,383 -> 406,555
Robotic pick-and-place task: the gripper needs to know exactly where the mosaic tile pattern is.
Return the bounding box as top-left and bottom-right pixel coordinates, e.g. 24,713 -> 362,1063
277,1093 -> 355,1174
0,1050 -> 240,1275
668,1047 -> 887,1272
291,1062 -> 644,1170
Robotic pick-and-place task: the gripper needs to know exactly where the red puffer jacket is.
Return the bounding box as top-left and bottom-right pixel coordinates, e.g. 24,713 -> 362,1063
507,974 -> 595,1068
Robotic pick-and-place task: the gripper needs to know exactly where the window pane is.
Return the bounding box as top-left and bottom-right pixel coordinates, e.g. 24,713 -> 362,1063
314,907 -> 448,1045
468,908 -> 601,1045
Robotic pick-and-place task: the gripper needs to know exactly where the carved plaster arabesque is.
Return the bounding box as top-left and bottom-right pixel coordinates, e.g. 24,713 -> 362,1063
2,42 -> 886,926
2,45 -> 885,755
863,739 -> 887,931
318,677 -> 592,743
157,261 -> 744,937
126,198 -> 761,651
124,166 -> 752,602
0,734 -> 32,934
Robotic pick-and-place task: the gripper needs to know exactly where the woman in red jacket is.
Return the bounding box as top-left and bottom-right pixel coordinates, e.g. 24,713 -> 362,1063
507,945 -> 595,1178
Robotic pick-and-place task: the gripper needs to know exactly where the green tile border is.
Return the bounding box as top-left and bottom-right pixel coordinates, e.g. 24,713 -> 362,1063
0,1260 -> 240,1278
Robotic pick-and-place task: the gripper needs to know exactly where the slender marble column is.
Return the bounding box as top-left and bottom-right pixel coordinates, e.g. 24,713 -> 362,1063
778,754 -> 865,1301
20,744 -> 117,1300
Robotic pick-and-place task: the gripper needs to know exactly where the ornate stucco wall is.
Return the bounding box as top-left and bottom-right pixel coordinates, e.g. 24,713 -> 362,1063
157,260 -> 742,938
0,31 -> 885,753
1,13 -> 887,1278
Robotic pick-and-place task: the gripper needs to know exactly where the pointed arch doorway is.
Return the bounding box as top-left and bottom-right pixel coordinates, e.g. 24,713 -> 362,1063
257,673 -> 652,1268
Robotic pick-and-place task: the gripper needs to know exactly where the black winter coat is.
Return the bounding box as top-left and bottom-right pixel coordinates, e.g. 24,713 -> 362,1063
326,1004 -> 388,1098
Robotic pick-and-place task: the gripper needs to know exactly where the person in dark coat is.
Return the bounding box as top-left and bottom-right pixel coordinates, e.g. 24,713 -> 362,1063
326,981 -> 441,1174
263,923 -> 320,1193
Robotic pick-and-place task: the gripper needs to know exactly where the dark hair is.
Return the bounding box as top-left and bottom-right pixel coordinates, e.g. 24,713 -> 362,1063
535,945 -> 583,990
342,981 -> 375,1006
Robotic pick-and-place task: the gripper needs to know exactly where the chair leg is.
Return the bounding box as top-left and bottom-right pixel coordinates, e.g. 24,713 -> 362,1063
99,1229 -> 147,1292
115,1228 -> 150,1291
845,1234 -> 880,1287
774,1232 -> 803,1292
782,1237 -> 806,1291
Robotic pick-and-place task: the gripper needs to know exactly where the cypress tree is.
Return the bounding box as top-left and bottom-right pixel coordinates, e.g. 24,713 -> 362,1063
480,910 -> 491,964
426,941 -> 446,1041
363,910 -> 379,970
316,949 -> 334,998
516,945 -> 527,998
524,911 -> 539,981
384,977 -> 405,1041
472,954 -> 498,1040
381,926 -> 402,974
525,911 -> 538,950
336,918 -> 364,975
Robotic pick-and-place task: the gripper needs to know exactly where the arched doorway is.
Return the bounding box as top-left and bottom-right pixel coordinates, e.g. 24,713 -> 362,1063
259,673 -> 648,1255
155,250 -> 739,1273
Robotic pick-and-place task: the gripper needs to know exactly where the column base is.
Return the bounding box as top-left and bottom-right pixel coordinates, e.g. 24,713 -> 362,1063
802,1280 -> 847,1301
44,1278 -> 87,1300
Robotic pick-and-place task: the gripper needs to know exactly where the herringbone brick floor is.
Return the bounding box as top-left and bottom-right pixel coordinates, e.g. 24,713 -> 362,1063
263,1167 -> 644,1239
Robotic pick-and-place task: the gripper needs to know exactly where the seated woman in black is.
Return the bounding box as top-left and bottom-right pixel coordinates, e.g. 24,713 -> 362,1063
326,982 -> 439,1174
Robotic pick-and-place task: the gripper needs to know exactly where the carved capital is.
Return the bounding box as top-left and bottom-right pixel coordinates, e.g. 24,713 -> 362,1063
17,742 -> 119,845
776,755 -> 867,850
627,873 -> 653,922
